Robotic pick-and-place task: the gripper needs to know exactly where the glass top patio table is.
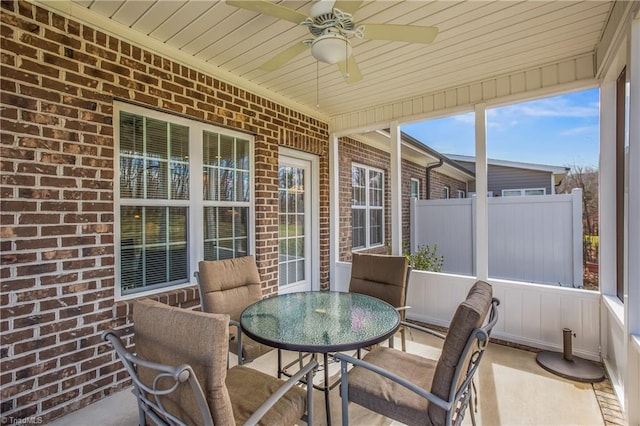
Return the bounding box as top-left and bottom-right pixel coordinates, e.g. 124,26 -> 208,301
239,291 -> 400,353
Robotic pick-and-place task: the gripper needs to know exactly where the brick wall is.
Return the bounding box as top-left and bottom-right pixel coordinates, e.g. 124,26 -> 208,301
0,1 -> 328,422
401,159 -> 426,249
429,170 -> 468,199
338,138 -> 430,260
338,138 -> 389,261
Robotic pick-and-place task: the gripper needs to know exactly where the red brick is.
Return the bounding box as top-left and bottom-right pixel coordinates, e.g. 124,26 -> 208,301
14,335 -> 57,354
1,328 -> 34,344
39,342 -> 77,361
39,318 -> 78,336
15,287 -> 57,302
0,278 -> 35,292
0,353 -> 36,373
40,272 -> 78,286
39,366 -> 78,387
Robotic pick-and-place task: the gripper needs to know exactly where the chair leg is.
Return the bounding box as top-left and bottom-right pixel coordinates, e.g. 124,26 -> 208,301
469,396 -> 477,426
401,327 -> 407,352
339,359 -> 349,426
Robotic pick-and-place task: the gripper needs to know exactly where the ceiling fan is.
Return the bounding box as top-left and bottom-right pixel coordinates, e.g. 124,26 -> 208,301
226,0 -> 438,83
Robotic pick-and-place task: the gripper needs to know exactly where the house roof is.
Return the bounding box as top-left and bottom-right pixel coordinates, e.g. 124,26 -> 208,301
38,0 -> 625,128
446,154 -> 570,174
445,154 -> 570,185
348,129 -> 475,182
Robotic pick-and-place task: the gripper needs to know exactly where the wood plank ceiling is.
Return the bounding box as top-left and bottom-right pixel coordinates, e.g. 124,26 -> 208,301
62,0 -> 613,121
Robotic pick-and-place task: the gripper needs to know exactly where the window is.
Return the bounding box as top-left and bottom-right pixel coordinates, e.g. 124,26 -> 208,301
352,164 -> 384,249
410,178 -> 420,199
457,190 -> 466,198
502,188 -> 546,197
116,104 -> 253,297
443,186 -> 450,199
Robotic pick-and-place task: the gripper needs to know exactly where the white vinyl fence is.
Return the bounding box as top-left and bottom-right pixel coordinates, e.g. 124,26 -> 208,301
410,189 -> 583,287
332,263 -> 600,361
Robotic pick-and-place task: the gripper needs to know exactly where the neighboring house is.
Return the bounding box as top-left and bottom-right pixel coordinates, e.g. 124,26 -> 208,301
338,131 -> 474,261
446,154 -> 570,197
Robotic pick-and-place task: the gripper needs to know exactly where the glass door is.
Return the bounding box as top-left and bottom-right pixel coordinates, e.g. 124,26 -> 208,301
278,154 -> 313,293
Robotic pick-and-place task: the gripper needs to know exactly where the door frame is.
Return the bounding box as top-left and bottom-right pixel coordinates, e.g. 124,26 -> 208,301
278,147 -> 320,292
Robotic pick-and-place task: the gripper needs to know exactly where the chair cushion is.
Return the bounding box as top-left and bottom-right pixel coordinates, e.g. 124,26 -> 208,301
428,280 -> 493,425
198,256 -> 262,322
226,365 -> 307,426
228,331 -> 273,361
133,298 -> 235,426
348,346 -> 438,426
349,253 -> 409,315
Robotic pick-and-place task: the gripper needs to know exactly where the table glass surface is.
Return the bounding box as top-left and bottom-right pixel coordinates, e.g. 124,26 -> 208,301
240,291 -> 400,353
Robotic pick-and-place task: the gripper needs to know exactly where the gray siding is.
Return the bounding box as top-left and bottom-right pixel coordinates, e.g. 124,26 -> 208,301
456,161 -> 552,196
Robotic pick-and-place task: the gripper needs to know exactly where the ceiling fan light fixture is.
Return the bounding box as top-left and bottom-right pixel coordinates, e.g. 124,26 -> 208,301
311,33 -> 351,64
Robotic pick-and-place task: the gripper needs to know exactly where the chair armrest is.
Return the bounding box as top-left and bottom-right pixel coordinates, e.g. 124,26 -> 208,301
395,305 -> 412,312
243,359 -> 318,426
401,320 -> 446,340
334,352 -> 451,411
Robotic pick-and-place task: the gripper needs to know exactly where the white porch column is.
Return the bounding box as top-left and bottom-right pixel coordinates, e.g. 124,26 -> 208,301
599,80 -> 617,296
474,104 -> 489,281
329,133 -> 340,291
389,122 -> 402,255
625,12 -> 640,425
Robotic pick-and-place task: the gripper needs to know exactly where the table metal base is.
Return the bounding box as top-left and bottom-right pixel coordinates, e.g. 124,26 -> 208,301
278,350 -> 341,426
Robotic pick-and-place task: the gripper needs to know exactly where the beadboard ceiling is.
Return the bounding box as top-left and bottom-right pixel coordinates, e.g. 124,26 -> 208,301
46,1 -> 615,122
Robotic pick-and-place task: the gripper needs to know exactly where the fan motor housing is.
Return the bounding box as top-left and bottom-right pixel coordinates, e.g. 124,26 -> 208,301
308,10 -> 355,37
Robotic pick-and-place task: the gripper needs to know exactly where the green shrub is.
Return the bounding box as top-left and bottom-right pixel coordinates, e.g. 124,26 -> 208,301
403,243 -> 444,272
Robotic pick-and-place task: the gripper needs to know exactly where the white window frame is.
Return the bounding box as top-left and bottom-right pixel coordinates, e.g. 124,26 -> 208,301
351,163 -> 385,249
457,189 -> 466,198
410,178 -> 420,199
114,102 -> 254,300
502,188 -> 546,197
443,186 -> 450,199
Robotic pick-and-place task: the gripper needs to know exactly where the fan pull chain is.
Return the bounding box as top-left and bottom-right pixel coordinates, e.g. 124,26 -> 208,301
316,60 -> 320,108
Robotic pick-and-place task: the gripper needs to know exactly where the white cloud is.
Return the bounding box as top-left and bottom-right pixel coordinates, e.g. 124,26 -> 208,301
492,98 -> 599,119
452,112 -> 474,124
559,125 -> 599,136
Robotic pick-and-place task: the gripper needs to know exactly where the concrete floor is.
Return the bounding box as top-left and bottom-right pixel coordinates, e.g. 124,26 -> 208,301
49,332 -> 608,426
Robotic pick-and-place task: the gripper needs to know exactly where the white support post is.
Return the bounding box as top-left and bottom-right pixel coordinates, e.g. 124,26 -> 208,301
599,80 -> 617,296
474,104 -> 489,281
329,133 -> 340,291
625,13 -> 640,426
410,197 -> 416,253
572,188 -> 584,288
390,122 -> 402,256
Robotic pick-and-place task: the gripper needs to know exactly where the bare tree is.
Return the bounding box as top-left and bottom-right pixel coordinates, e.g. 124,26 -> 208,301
558,163 -> 599,238
558,163 -> 599,291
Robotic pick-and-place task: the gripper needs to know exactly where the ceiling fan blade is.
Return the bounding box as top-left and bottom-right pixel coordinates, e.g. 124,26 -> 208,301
226,0 -> 308,24
333,0 -> 364,15
337,55 -> 362,84
259,42 -> 309,71
362,23 -> 438,44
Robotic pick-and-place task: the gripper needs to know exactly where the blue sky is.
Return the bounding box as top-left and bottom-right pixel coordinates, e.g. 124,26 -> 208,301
402,88 -> 600,169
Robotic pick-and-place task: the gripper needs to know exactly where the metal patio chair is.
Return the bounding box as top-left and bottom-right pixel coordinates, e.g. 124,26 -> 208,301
194,256 -> 273,365
103,298 -> 316,426
336,280 -> 500,426
349,252 -> 411,351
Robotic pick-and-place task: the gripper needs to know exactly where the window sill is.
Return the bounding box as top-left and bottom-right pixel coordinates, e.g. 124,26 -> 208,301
116,281 -> 198,302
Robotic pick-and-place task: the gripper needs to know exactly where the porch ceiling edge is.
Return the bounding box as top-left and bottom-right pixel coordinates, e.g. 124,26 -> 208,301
329,54 -> 597,134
